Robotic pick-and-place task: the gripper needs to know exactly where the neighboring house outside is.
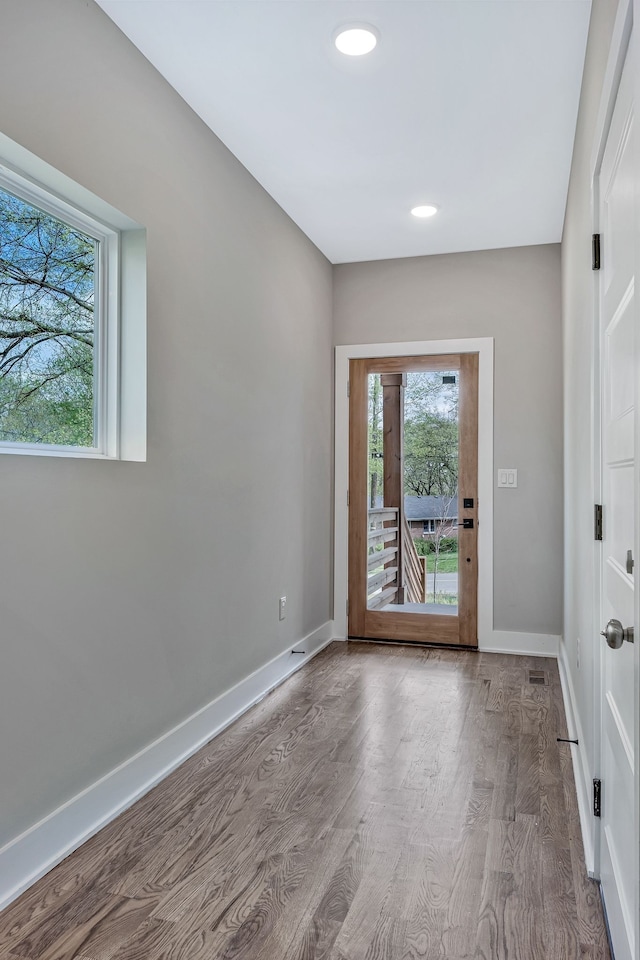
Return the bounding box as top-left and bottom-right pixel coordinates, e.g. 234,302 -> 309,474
404,495 -> 458,540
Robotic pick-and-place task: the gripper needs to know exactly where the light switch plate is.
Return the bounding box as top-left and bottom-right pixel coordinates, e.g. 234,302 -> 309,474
498,468 -> 518,488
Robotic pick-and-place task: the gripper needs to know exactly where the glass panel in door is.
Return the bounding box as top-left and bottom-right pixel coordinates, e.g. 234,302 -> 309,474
366,369 -> 459,616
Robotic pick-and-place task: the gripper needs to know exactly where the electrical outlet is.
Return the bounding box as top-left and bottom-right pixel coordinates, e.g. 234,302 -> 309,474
279,596 -> 287,621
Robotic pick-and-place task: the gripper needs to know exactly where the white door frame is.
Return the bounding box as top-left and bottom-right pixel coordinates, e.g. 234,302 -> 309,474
590,0 -> 639,951
334,337 -> 494,646
634,10 -> 640,954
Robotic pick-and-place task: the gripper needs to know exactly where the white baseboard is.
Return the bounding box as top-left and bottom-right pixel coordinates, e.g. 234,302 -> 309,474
480,630 -> 560,658
556,640 -> 595,875
0,621 -> 335,914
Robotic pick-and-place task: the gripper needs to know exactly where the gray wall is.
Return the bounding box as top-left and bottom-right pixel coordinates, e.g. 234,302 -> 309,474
561,0 -> 620,842
0,0 -> 333,846
333,244 -> 563,635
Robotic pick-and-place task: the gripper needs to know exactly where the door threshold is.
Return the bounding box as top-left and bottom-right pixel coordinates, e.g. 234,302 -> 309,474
347,637 -> 478,652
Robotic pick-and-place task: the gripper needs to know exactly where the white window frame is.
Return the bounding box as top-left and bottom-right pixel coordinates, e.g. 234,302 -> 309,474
0,133 -> 146,461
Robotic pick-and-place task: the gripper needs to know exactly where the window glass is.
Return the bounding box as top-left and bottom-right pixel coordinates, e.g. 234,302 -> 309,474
0,187 -> 96,447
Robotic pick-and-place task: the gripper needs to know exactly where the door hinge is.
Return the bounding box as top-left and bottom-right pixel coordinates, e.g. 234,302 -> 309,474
347,489 -> 350,506
347,380 -> 350,398
592,233 -> 601,271
594,504 -> 603,541
593,778 -> 601,817
346,597 -> 349,616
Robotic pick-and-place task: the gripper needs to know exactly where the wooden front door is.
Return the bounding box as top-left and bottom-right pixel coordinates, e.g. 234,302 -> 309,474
348,353 -> 479,646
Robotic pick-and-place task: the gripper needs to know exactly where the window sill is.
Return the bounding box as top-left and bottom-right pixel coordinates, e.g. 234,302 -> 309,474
0,443 -> 116,460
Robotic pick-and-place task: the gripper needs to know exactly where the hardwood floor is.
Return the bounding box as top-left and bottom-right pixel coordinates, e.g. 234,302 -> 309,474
0,642 -> 611,959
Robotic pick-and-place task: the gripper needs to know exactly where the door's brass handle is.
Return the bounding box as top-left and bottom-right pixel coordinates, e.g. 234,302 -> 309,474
601,618 -> 634,649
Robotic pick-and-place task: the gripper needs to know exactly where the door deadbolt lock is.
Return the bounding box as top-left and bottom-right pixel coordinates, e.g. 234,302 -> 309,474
601,618 -> 634,649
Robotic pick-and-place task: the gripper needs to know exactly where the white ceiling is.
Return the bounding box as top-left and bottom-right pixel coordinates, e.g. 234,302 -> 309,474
97,0 -> 592,264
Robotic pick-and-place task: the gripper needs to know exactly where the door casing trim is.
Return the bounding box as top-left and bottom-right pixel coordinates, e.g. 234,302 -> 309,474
334,337 -> 494,646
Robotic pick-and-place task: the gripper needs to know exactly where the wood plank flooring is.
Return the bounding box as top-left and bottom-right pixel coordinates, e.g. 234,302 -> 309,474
0,642 -> 611,959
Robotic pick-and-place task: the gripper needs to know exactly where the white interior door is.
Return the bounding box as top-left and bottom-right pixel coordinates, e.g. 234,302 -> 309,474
598,44 -> 637,960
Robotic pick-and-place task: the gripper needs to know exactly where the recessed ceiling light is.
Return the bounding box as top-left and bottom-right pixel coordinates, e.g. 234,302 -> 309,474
411,204 -> 439,218
335,26 -> 378,57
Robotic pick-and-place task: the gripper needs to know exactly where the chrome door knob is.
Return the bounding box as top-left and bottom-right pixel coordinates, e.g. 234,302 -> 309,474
601,618 -> 634,649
